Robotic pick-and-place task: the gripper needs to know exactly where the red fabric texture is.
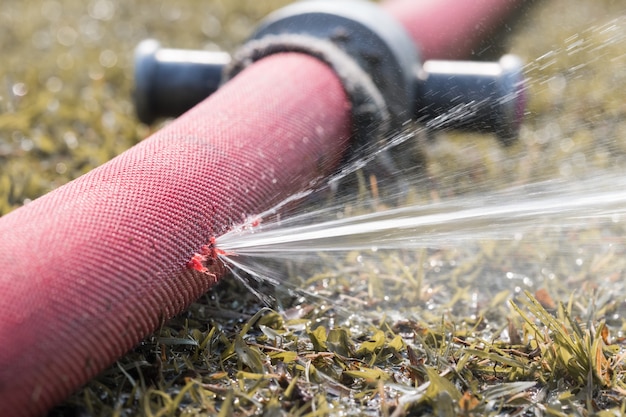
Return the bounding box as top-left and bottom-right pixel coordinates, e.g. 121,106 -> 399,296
382,0 -> 527,60
0,53 -> 351,416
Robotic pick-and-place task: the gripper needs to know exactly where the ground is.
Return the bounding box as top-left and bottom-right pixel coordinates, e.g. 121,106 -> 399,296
1,0 -> 626,416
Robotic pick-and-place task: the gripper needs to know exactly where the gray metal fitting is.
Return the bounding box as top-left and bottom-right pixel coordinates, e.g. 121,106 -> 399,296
132,1 -> 527,144
249,0 -> 418,129
415,54 -> 526,145
133,39 -> 230,124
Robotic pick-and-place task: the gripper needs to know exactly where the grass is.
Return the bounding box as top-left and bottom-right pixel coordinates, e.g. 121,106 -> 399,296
2,0 -> 626,416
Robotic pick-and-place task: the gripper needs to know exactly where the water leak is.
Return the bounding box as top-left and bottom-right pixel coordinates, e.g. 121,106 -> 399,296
217,174 -> 626,255
207,14 -> 626,324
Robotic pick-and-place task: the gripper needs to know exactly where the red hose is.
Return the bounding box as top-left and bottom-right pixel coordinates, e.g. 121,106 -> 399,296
383,0 -> 528,60
0,53 -> 351,416
0,1 -> 528,415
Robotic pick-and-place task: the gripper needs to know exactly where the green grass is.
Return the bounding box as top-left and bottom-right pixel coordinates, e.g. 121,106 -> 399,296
2,0 -> 626,416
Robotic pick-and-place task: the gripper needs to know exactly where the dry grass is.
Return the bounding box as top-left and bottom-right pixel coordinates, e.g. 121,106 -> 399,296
2,0 -> 626,416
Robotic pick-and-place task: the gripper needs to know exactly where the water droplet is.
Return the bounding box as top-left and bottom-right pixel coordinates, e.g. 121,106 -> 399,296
20,138 -> 34,152
56,26 -> 78,47
88,66 -> 104,80
99,50 -> 117,68
12,83 -> 27,97
88,0 -> 115,21
63,132 -> 78,149
46,76 -> 63,93
79,16 -> 104,41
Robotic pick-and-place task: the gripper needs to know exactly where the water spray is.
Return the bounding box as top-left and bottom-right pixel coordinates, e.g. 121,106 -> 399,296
217,174 -> 626,256
0,0 -> 529,415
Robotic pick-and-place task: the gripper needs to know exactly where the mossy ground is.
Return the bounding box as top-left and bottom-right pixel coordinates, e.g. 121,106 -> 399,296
2,0 -> 626,416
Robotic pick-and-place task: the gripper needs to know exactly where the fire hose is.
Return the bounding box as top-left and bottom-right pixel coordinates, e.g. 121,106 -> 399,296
0,0 -> 529,415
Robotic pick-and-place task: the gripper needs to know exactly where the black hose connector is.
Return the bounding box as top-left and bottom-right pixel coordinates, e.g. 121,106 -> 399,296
415,55 -> 525,146
134,40 -> 230,124
132,0 -> 527,144
246,0 -> 417,130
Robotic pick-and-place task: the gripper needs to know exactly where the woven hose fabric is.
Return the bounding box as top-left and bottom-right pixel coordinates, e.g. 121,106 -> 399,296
383,0 -> 527,60
0,53 -> 351,417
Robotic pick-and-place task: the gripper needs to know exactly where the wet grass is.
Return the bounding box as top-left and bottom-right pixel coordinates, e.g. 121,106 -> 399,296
2,0 -> 626,416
